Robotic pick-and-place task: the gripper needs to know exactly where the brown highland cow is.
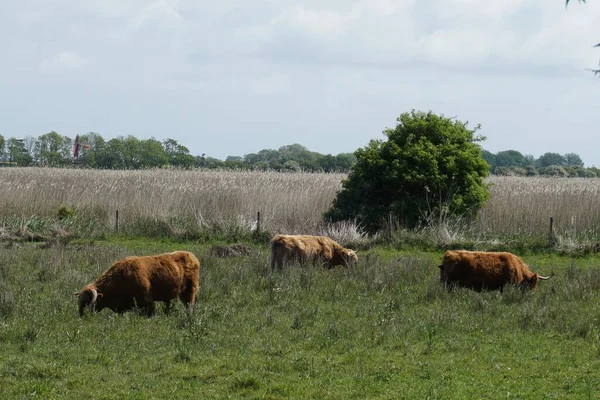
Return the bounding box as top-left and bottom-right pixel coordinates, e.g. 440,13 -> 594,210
439,250 -> 554,292
270,234 -> 358,271
74,251 -> 200,316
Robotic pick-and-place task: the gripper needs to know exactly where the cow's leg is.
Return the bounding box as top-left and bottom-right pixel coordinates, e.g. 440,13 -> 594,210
164,300 -> 173,315
145,301 -> 155,317
141,295 -> 155,317
271,254 -> 283,272
179,293 -> 196,311
179,281 -> 197,311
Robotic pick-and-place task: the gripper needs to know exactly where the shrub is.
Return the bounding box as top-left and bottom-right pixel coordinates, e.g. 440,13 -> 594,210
324,110 -> 489,232
57,206 -> 75,220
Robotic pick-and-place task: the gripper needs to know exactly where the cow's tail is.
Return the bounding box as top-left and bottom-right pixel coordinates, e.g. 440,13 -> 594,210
537,272 -> 555,280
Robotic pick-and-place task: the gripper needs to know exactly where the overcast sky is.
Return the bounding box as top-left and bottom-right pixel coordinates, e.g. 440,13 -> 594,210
1,1 -> 599,165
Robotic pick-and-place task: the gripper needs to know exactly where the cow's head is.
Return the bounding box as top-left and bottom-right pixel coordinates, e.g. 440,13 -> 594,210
525,275 -> 539,291
525,272 -> 554,291
438,262 -> 449,283
73,284 -> 104,316
342,249 -> 358,265
438,252 -> 460,285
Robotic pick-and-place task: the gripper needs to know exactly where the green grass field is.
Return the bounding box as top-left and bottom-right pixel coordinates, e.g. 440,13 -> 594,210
1,240 -> 600,399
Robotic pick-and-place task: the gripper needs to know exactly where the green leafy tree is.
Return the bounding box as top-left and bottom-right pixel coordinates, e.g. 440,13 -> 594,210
495,150 -> 530,168
564,166 -> 588,177
77,132 -> 105,167
536,152 -> 567,168
236,144 -> 355,172
225,155 -> 243,163
253,160 -> 270,170
139,138 -> 168,168
325,110 -> 489,232
0,134 -> 5,162
333,153 -> 357,172
95,137 -> 127,169
319,154 -> 339,172
538,165 -> 568,177
565,152 -> 584,167
34,131 -> 72,166
163,138 -> 195,168
6,137 -> 33,166
23,136 -> 36,160
278,144 -> 322,170
481,150 -> 496,171
196,155 -> 222,168
257,149 -> 283,169
284,160 -> 301,171
244,153 -> 261,165
223,156 -> 247,169
122,136 -> 142,168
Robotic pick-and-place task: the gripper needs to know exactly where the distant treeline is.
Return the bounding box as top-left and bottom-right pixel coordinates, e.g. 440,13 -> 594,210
0,131 -> 594,176
0,132 -> 356,172
482,150 -> 599,177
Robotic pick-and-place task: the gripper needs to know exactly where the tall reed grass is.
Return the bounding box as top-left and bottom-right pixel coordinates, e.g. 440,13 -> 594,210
478,176 -> 600,237
0,168 -> 352,241
1,168 -> 600,242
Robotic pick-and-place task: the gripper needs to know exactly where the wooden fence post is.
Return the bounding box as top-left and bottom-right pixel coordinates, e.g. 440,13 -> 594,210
388,211 -> 393,240
115,210 -> 119,232
549,216 -> 554,243
256,211 -> 261,235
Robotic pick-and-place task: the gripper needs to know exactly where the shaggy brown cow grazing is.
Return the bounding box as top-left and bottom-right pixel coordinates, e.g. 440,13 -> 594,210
439,250 -> 554,292
74,251 -> 200,316
270,234 -> 358,271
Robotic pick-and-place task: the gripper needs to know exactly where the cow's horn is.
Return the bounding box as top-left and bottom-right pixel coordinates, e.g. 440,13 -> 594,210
89,288 -> 98,306
537,272 -> 555,280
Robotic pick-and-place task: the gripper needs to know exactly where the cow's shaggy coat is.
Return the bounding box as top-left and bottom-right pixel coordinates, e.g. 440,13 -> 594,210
439,250 -> 554,292
74,251 -> 200,316
270,234 -> 358,271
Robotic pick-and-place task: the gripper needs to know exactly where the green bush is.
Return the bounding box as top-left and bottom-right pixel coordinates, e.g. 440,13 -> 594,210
325,110 -> 489,232
57,206 -> 75,220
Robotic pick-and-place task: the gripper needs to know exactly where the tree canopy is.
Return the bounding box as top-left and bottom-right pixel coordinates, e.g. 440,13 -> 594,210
325,110 -> 490,232
482,149 -> 591,177
0,132 -> 357,172
0,129 -> 592,176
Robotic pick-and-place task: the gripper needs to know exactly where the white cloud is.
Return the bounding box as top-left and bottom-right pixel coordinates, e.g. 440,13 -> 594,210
436,0 -> 523,21
241,0 -> 600,74
127,0 -> 184,32
417,29 -> 494,66
81,0 -> 150,19
269,0 -> 414,38
40,51 -> 87,73
271,5 -> 349,37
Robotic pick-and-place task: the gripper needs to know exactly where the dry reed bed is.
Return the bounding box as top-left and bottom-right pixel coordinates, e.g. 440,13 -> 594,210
0,168 -> 345,235
1,168 -> 600,238
478,176 -> 600,237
